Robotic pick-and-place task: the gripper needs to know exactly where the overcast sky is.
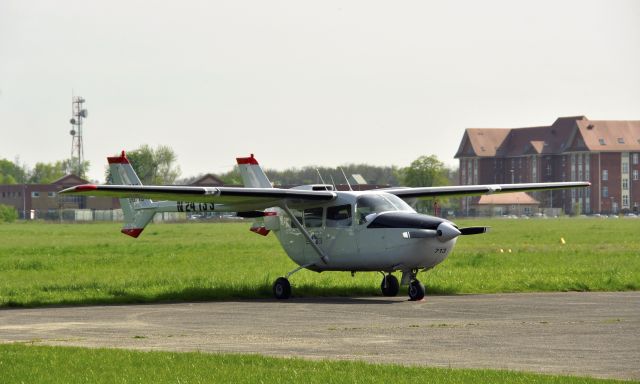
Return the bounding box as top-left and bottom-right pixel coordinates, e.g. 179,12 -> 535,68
1,0 -> 639,182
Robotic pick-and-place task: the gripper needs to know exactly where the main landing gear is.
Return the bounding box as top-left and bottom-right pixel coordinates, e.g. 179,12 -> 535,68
273,277 -> 292,300
380,273 -> 400,296
273,268 -> 426,301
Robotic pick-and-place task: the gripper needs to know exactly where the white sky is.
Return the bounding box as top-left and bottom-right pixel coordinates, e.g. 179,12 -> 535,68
1,0 -> 639,182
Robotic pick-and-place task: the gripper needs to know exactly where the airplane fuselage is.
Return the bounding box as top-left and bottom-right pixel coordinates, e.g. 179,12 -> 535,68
263,190 -> 458,274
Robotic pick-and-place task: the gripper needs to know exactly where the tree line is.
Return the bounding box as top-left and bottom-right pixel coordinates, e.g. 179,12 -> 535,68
2,146 -> 457,190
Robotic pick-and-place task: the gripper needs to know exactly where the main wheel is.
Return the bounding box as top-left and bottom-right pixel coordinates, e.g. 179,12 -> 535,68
380,274 -> 400,297
408,280 -> 425,301
273,277 -> 291,300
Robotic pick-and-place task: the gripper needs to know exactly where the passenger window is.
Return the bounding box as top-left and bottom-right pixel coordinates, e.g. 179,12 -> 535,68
303,207 -> 324,228
326,204 -> 352,227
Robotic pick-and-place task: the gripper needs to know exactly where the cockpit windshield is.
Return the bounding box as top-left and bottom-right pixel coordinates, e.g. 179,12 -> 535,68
355,193 -> 415,224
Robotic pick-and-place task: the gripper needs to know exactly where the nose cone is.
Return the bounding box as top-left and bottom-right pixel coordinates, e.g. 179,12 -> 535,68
367,212 -> 444,230
437,221 -> 461,242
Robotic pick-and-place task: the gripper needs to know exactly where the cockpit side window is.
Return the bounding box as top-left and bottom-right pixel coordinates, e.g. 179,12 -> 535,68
326,204 -> 352,227
303,207 -> 324,228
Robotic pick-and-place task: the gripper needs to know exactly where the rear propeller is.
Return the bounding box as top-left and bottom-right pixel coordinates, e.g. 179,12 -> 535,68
459,226 -> 490,235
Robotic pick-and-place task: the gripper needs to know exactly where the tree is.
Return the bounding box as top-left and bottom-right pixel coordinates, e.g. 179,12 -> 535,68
0,159 -> 28,184
60,157 -> 90,179
29,162 -> 65,184
402,155 -> 449,187
401,155 -> 450,214
109,145 -> 181,184
27,158 -> 90,184
0,204 -> 18,223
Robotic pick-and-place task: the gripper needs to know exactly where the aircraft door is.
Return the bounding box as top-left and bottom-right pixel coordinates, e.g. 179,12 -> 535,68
301,207 -> 325,264
354,196 -> 393,265
323,204 -> 357,267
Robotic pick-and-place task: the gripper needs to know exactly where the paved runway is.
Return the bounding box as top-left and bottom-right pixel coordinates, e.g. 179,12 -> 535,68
1,292 -> 638,380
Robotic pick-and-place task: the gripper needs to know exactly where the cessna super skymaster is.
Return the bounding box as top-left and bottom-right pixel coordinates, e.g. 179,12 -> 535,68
61,152 -> 590,301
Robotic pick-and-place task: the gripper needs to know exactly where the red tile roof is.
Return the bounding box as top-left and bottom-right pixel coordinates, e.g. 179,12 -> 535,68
476,191 -> 540,205
455,116 -> 640,158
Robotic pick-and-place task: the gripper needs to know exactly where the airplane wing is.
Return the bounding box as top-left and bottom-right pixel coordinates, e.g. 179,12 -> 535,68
383,181 -> 591,199
59,184 -> 336,210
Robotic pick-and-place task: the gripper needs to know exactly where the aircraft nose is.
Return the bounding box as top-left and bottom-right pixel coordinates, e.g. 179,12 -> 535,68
436,221 -> 461,242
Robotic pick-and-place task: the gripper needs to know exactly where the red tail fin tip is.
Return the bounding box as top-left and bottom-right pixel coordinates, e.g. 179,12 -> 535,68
121,228 -> 144,238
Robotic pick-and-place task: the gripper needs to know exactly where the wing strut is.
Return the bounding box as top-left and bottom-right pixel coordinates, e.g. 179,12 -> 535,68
281,204 -> 329,264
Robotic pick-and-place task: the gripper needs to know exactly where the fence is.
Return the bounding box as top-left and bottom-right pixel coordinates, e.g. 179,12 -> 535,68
27,209 -> 186,222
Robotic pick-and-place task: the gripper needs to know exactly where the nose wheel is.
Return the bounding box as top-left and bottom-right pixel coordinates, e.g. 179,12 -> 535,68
408,280 -> 426,301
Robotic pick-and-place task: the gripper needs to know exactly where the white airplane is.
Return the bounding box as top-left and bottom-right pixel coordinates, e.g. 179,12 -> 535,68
61,152 -> 590,301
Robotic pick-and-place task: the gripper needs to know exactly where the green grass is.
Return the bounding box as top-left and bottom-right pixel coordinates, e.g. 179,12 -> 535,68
0,344 -> 633,384
0,218 -> 639,307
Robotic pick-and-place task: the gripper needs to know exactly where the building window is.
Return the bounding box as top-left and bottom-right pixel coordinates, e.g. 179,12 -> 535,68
461,161 -> 466,184
623,179 -> 629,190
602,186 -> 608,198
633,153 -> 639,165
532,156 -> 537,182
623,195 -> 629,207
31,191 -> 39,198
473,159 -> 478,184
623,162 -> 629,173
48,192 -> 56,198
578,155 -> 583,180
634,170 -> 639,181
617,138 -> 625,144
599,138 -> 606,145
585,154 -> 590,180
602,170 -> 608,181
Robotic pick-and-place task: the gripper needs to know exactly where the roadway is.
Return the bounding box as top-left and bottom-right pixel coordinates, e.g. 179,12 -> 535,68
1,292 -> 638,380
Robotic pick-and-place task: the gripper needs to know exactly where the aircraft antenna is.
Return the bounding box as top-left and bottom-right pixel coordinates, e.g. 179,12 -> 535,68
315,168 -> 327,185
329,175 -> 337,191
340,167 -> 353,191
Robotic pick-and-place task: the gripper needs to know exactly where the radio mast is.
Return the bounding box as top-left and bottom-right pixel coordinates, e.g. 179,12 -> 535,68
69,96 -> 87,176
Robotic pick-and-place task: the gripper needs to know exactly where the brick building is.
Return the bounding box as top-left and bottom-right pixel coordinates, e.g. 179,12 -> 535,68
0,174 -> 118,219
455,116 -> 640,215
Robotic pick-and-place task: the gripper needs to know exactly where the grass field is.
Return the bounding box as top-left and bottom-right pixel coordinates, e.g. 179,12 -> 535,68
0,218 -> 638,307
0,344 -> 634,384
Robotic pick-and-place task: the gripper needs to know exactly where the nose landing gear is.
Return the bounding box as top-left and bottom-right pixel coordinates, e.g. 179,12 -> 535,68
402,269 -> 426,301
408,280 -> 426,301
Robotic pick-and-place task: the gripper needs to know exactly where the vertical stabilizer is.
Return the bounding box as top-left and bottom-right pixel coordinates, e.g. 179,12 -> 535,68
236,154 -> 273,236
236,154 -> 272,188
108,151 -> 156,238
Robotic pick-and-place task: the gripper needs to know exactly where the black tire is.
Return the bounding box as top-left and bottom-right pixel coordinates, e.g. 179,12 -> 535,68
380,274 -> 400,297
273,277 -> 291,300
408,280 -> 426,301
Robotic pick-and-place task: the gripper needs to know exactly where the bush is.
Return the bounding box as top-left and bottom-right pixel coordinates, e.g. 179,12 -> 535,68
0,204 -> 18,223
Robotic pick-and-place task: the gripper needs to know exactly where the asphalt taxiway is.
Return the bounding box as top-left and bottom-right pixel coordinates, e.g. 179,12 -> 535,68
1,292 -> 638,380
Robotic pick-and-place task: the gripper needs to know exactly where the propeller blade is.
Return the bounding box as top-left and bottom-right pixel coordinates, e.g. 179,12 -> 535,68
460,226 -> 490,235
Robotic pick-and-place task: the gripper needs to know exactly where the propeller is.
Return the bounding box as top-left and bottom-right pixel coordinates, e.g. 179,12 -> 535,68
459,226 -> 490,235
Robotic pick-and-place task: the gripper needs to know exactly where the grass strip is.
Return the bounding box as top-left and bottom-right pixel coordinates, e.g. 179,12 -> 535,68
0,218 -> 638,307
0,344 -> 634,384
